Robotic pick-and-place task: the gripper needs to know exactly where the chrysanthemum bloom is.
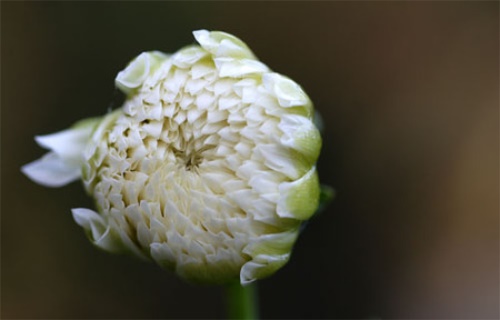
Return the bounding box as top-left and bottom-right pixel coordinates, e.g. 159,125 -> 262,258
22,30 -> 322,285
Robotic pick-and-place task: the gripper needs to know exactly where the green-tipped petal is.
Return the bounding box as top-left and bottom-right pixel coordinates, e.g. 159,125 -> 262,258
279,114 -> 322,165
193,29 -> 256,59
262,73 -> 312,113
277,167 -> 320,220
115,51 -> 168,95
241,230 -> 299,284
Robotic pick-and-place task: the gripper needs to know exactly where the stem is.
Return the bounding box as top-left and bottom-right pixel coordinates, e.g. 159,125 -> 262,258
225,281 -> 259,320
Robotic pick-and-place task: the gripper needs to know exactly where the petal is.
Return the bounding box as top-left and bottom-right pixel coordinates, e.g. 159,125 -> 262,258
115,52 -> 151,93
277,167 -> 320,220
263,73 -> 312,112
279,114 -> 322,165
150,242 -> 176,270
214,58 -> 269,78
240,261 -> 264,285
240,230 -> 299,284
115,51 -> 168,94
193,29 -> 256,59
255,144 -> 309,180
21,152 -> 80,187
72,208 -> 124,253
23,116 -> 102,187
171,46 -> 208,68
108,208 -> 150,260
35,126 -> 94,166
313,110 -> 324,133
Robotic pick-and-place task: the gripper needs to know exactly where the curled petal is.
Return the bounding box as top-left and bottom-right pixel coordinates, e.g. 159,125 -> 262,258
241,230 -> 299,284
279,114 -> 322,165
22,117 -> 101,187
277,167 -> 320,220
193,29 -> 256,59
263,73 -> 312,112
72,208 -> 124,252
172,46 -> 208,68
115,51 -> 168,94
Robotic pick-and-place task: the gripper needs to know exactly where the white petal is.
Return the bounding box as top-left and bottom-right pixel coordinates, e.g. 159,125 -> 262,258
240,230 -> 297,284
72,208 -> 123,252
115,52 -> 151,94
240,261 -> 263,285
278,114 -> 321,164
172,46 -> 208,68
217,39 -> 251,59
191,60 -> 215,79
21,152 -> 80,187
263,73 -> 310,108
193,29 -> 256,59
214,58 -> 268,77
248,171 -> 280,194
218,95 -> 240,110
35,127 -> 90,165
256,144 -> 300,179
72,208 -> 107,240
150,242 -> 176,269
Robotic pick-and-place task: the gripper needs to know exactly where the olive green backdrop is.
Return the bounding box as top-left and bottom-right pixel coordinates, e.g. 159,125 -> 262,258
1,1 -> 498,319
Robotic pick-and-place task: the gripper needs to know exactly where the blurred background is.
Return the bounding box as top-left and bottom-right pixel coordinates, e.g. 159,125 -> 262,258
1,2 -> 498,319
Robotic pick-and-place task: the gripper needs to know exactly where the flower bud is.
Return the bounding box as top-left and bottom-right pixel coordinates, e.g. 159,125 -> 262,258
22,30 -> 323,285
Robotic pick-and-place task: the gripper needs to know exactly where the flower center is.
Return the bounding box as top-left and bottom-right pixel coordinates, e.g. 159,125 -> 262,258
172,143 -> 215,172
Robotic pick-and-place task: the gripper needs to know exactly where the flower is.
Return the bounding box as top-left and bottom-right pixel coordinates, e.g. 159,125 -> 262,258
22,30 -> 322,285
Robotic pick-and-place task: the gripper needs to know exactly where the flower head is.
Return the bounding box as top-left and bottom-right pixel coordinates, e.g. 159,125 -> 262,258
22,30 -> 322,285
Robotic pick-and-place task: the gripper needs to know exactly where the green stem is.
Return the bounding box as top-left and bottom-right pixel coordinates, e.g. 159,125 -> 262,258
225,281 -> 259,320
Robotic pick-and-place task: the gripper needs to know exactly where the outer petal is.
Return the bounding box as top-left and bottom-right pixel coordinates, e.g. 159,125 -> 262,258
35,126 -> 93,166
72,208 -> 124,253
115,51 -> 168,95
193,29 -> 256,59
279,114 -> 322,165
22,117 -> 101,187
214,58 -> 269,78
240,230 -> 299,284
171,46 -> 208,68
21,152 -> 81,187
277,167 -> 320,220
151,242 -> 243,285
262,73 -> 313,117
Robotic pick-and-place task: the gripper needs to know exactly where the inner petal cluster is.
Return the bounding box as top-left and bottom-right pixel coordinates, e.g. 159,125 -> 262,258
82,46 -> 300,283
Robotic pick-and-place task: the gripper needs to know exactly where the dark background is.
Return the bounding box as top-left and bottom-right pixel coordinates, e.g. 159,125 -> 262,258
1,2 -> 498,319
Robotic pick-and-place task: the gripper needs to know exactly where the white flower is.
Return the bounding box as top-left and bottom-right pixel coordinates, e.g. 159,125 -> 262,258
22,30 -> 322,285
